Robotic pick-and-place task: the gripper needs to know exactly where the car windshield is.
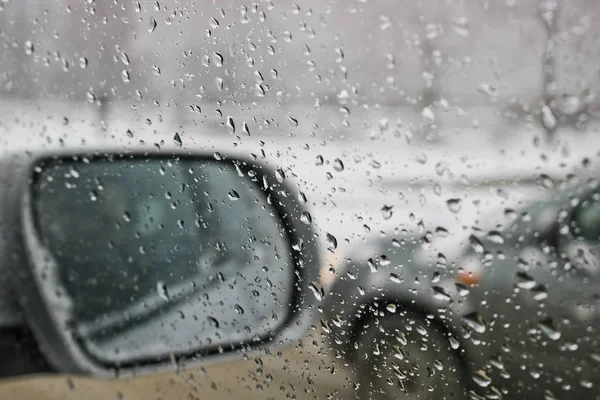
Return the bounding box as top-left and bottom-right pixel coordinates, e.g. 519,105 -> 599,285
3,1 -> 600,399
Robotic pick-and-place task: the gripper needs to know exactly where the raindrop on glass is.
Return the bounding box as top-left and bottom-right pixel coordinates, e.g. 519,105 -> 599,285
275,168 -> 285,183
447,198 -> 462,213
472,370 -> 492,388
228,190 -> 240,200
539,318 -> 561,340
309,281 -> 324,301
468,235 -> 485,254
326,233 -> 338,251
121,69 -> 131,83
288,116 -> 299,126
78,57 -> 88,69
207,316 -> 219,328
157,281 -> 170,301
173,132 -> 182,147
381,205 -> 393,220
148,17 -> 157,33
24,40 -> 34,55
226,116 -> 235,133
462,312 -> 486,333
212,52 -> 224,67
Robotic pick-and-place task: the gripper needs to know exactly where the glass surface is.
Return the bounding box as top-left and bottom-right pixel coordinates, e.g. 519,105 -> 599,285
2,0 -> 600,399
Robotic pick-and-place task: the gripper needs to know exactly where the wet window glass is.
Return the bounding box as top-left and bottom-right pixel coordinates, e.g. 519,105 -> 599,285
2,0 -> 600,399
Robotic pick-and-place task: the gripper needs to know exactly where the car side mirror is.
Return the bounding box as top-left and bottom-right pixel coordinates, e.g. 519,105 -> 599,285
5,151 -> 320,377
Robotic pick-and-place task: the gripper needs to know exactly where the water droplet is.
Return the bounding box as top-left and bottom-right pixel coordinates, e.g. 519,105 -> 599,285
24,40 -> 34,55
432,286 -> 451,302
539,318 -> 561,340
78,57 -> 88,69
333,158 -> 344,172
292,238 -> 304,251
157,281 -> 170,301
390,273 -> 402,283
381,205 -> 393,220
300,211 -> 312,224
540,173 -> 555,189
581,380 -> 594,389
447,198 -> 462,213
309,281 -> 324,301
320,319 -> 331,333
148,17 -> 157,33
516,271 -> 536,289
326,233 -> 338,251
209,17 -> 219,28
449,336 -> 460,349
531,285 -> 548,301
452,16 -> 470,36
386,303 -> 397,313
315,155 -> 324,166
275,168 -> 285,183
86,91 -> 96,103
207,316 -> 219,328
212,52 -> 224,67
121,52 -> 130,65
455,283 -> 470,297
228,190 -> 240,200
226,116 -> 235,133
121,69 -> 131,83
288,116 -> 298,126
542,104 -> 557,131
234,304 -> 244,315
468,235 -> 485,253
486,230 -> 504,244
462,312 -> 486,333
504,208 -> 517,220
472,370 -> 492,388
173,132 -> 182,147
298,191 -> 307,204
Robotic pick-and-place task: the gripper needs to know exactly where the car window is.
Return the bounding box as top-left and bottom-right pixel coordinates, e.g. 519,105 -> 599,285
573,193 -> 600,241
3,1 -> 600,400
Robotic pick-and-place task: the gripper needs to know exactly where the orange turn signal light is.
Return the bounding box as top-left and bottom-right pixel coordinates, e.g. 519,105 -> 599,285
456,267 -> 481,286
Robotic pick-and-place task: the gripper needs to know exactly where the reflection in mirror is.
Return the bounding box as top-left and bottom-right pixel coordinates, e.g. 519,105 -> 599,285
32,156 -> 294,365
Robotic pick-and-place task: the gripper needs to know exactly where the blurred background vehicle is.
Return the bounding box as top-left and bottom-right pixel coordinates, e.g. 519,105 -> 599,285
323,174 -> 600,399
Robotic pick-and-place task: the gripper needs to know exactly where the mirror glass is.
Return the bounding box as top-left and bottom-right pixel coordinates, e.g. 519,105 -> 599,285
32,156 -> 294,365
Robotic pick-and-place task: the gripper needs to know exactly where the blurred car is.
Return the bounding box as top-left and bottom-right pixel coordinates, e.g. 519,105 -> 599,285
322,177 -> 600,400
